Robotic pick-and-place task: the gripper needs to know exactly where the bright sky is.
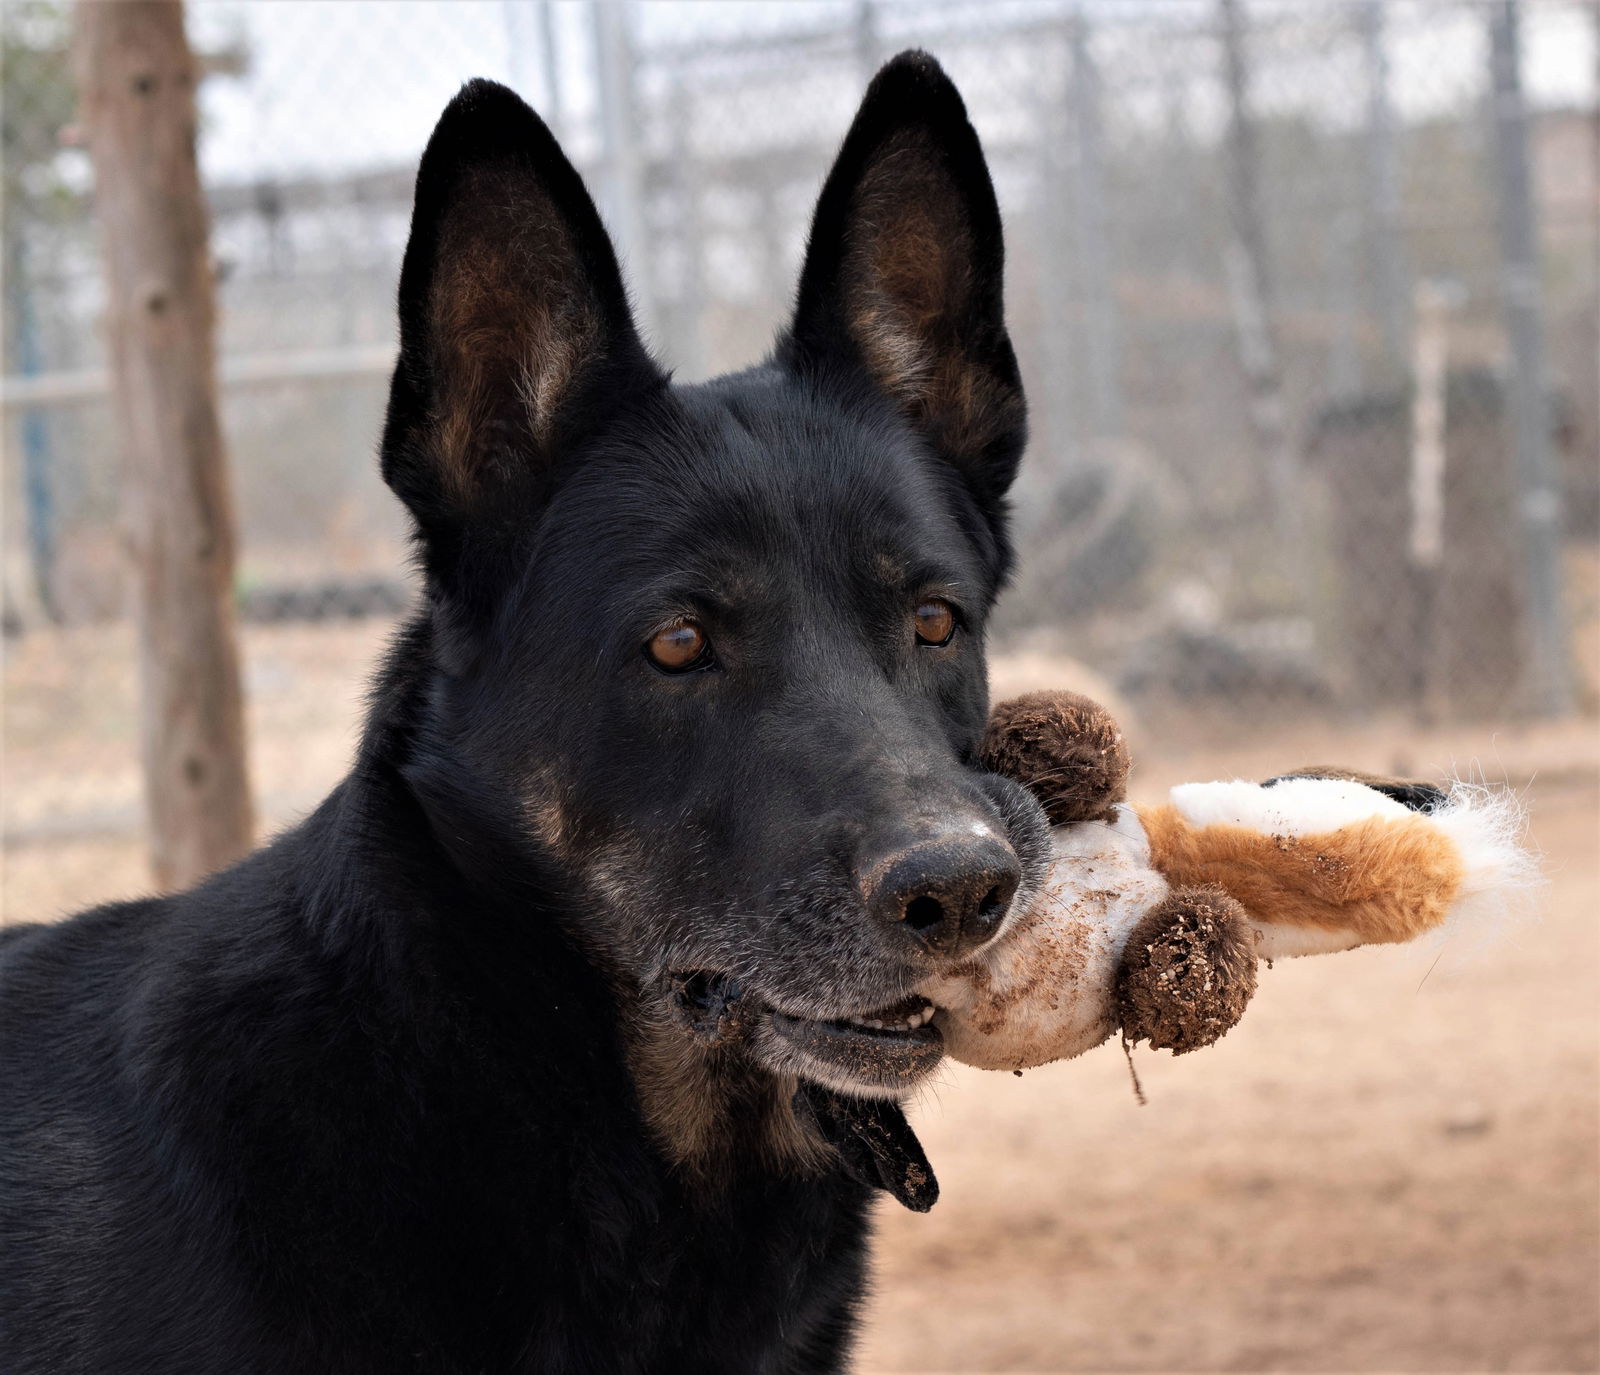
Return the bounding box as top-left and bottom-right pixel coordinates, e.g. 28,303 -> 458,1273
186,0 -> 1599,183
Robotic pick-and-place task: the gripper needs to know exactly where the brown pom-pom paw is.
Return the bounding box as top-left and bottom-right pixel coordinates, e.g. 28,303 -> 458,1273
980,691 -> 1131,826
1116,885 -> 1259,1054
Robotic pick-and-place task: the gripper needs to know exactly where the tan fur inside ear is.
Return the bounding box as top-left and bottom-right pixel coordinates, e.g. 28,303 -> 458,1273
1139,805 -> 1466,945
427,165 -> 601,495
840,133 -> 1020,461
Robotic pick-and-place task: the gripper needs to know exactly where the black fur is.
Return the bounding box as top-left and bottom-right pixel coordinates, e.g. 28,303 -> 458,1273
1,54 -> 1041,1373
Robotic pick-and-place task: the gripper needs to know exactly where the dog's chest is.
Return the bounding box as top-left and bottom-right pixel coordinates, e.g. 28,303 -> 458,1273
271,1090 -> 874,1374
562,1172 -> 870,1371
373,1168 -> 873,1374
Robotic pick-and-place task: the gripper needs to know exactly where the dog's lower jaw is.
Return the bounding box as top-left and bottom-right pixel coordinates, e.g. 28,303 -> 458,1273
626,998 -> 943,1216
751,1012 -> 944,1100
624,999 -> 836,1180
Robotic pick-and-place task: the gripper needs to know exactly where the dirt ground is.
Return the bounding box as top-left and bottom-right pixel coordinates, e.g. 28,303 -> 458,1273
4,620 -> 1597,1372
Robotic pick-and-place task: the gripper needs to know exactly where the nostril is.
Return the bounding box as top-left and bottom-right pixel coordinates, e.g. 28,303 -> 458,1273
864,837 -> 1022,955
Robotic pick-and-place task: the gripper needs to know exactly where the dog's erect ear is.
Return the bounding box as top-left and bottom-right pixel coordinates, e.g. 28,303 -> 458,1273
382,80 -> 660,558
783,51 -> 1025,506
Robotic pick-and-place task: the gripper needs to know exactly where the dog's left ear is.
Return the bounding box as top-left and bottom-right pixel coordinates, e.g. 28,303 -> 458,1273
783,51 -> 1025,509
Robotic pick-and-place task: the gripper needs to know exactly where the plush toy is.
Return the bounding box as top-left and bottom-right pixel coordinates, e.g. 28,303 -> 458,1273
922,691 -> 1536,1072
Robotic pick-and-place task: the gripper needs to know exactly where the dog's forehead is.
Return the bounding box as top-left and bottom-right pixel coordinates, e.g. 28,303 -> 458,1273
555,371 -> 966,577
680,372 -> 923,488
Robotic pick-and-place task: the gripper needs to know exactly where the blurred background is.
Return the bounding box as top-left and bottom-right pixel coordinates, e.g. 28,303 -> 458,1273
2,1 -> 1596,1370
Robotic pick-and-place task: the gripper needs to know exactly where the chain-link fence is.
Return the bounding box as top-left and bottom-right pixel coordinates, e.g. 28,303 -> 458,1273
3,0 -> 1597,912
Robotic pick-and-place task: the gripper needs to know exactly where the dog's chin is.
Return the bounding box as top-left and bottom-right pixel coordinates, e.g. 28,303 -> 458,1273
751,997 -> 945,1099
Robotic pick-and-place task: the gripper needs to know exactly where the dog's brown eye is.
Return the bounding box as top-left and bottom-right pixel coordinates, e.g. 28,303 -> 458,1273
914,599 -> 956,647
647,621 -> 711,672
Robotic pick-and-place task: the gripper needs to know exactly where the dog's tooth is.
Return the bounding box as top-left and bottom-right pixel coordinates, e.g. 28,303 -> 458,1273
866,1019 -> 882,1029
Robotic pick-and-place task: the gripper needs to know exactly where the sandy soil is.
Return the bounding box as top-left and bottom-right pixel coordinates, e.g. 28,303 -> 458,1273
4,620 -> 1597,1372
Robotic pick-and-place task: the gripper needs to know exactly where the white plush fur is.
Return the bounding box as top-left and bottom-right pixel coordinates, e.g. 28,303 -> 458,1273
1170,777 -> 1411,836
920,806 -> 1167,1071
1250,922 -> 1367,960
1427,781 -> 1542,940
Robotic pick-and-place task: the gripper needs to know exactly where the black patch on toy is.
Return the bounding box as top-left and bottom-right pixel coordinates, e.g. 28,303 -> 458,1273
1263,768 -> 1448,814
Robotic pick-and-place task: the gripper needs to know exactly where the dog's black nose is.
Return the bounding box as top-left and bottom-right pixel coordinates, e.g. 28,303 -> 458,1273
863,834 -> 1021,958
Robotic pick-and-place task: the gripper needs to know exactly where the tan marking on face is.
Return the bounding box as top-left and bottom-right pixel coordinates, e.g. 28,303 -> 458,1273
873,550 -> 909,586
528,799 -> 569,854
623,1000 -> 832,1182
570,836 -> 831,1177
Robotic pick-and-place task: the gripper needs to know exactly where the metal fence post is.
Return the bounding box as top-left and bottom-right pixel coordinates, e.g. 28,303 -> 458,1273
665,70 -> 707,380
590,0 -> 654,339
854,0 -> 881,83
501,0 -> 566,140
1488,0 -> 1574,718
1218,0 -> 1306,593
1070,6 -> 1122,442
1035,26 -> 1079,475
8,235 -> 58,621
1361,0 -> 1410,378
538,0 -> 565,141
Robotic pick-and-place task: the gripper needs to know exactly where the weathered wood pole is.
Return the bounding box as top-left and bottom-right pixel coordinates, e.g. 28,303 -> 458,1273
73,0 -> 254,889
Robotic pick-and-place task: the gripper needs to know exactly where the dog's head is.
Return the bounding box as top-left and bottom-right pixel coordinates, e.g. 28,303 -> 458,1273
381,54 -> 1048,1103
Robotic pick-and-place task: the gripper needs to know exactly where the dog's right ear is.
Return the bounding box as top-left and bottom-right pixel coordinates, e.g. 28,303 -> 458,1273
381,80 -> 660,573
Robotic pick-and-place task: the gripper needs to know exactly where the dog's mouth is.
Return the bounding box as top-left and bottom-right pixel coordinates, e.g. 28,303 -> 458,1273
766,993 -> 943,1091
664,972 -> 944,1095
660,971 -> 945,1210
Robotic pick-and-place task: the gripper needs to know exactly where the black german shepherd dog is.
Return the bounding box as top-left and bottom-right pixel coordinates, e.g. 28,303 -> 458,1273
1,53 -> 1052,1373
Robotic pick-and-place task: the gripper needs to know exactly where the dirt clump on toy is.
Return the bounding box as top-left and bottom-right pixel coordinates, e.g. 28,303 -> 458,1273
1115,886 -> 1260,1054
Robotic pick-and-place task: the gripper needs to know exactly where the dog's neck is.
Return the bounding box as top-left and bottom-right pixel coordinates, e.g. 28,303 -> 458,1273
624,1010 -> 833,1181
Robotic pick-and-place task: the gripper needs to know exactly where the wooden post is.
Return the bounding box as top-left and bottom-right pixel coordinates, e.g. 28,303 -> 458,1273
73,0 -> 254,890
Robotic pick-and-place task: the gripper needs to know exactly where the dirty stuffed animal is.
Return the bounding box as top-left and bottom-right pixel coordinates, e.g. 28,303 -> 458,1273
922,691 -> 1537,1072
